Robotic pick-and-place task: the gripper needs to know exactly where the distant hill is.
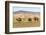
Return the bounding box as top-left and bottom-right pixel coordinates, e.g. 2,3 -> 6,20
13,10 -> 40,15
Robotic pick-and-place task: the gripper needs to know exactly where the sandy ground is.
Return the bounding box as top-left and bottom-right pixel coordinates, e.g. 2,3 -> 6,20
13,13 -> 40,28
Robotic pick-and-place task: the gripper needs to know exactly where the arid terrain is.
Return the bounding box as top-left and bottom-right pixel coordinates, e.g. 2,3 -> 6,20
13,11 -> 40,28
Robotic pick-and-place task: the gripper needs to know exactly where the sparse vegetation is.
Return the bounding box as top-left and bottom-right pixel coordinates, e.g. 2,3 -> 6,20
13,13 -> 40,28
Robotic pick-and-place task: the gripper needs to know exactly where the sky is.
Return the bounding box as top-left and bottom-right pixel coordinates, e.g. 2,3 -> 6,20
13,7 -> 41,12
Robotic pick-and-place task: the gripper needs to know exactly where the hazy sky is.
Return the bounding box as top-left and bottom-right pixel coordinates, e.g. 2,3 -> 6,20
13,7 -> 41,12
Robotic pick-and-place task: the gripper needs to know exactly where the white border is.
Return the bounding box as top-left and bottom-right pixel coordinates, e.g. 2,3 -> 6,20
9,3 -> 43,32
